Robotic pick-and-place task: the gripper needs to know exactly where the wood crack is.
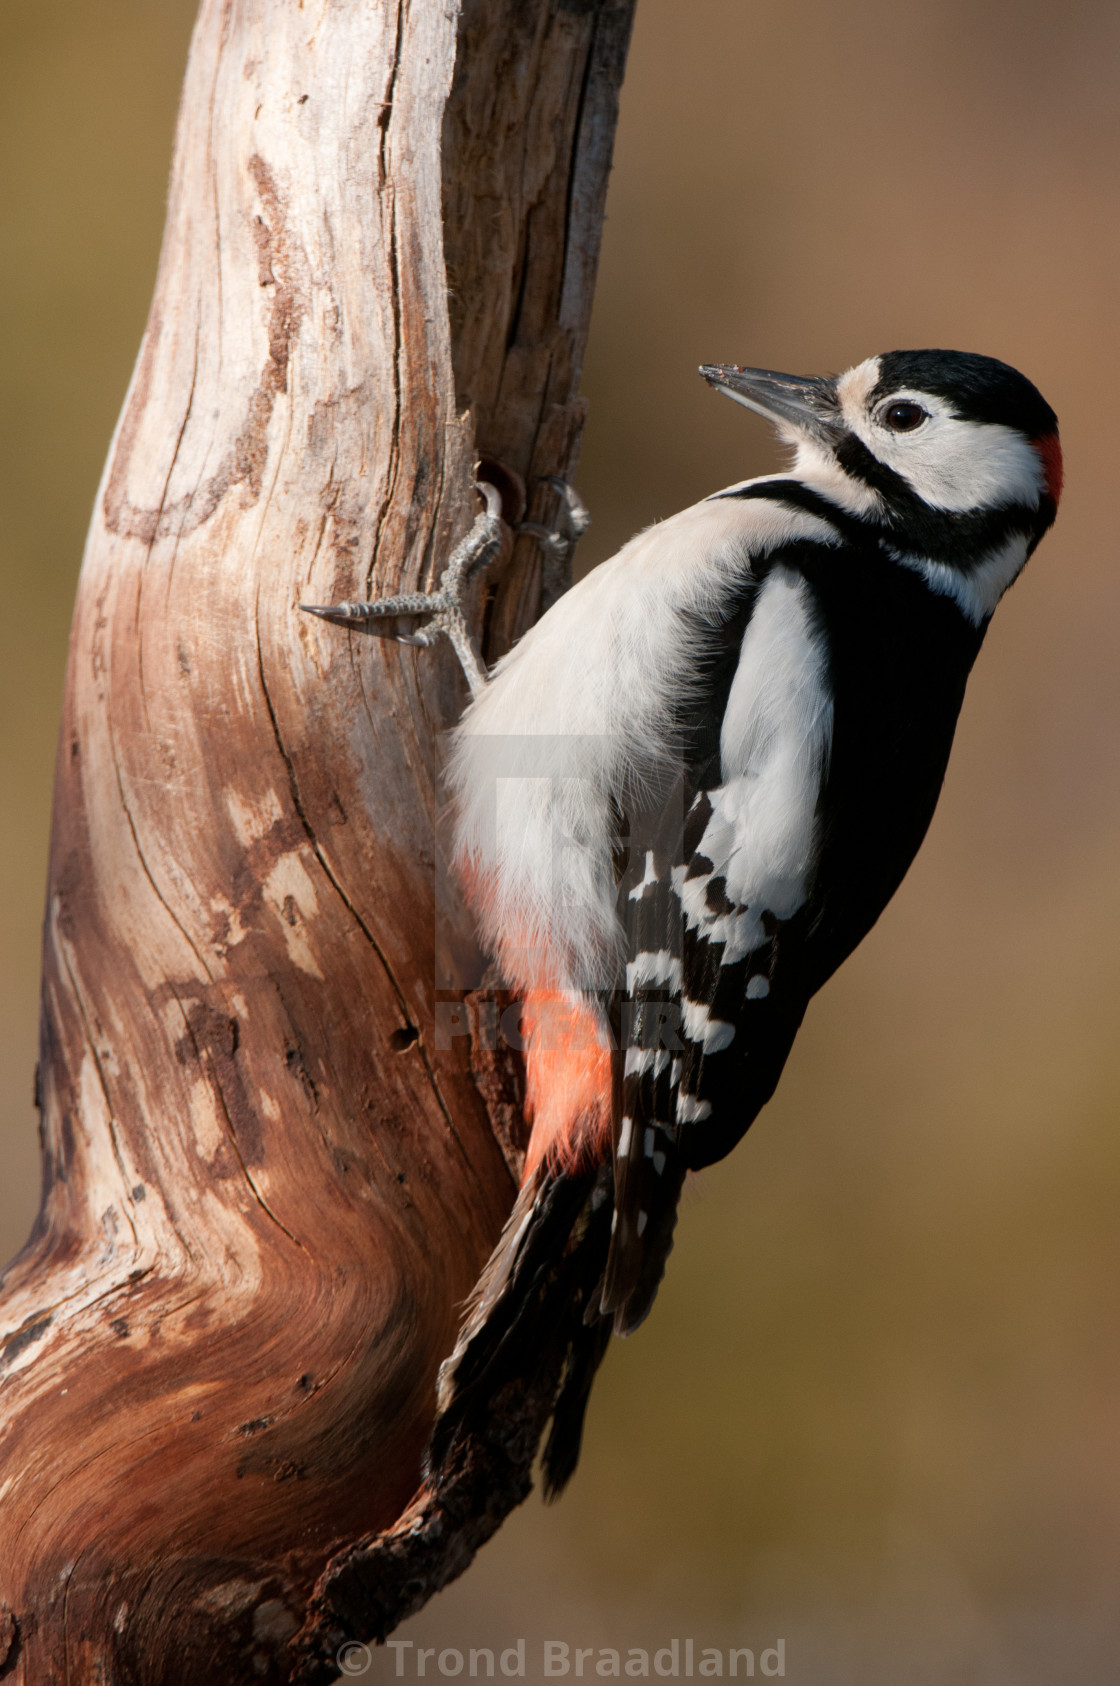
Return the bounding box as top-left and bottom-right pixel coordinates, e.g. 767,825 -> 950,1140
168,979 -> 307,1254
254,623 -> 490,1199
54,942 -> 140,1256
364,0 -> 407,601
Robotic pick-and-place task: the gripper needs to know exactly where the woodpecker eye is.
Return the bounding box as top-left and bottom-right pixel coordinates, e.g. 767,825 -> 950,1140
881,401 -> 928,433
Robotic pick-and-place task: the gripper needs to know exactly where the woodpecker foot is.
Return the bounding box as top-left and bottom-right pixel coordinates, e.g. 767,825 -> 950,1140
300,481 -> 503,699
517,476 -> 591,609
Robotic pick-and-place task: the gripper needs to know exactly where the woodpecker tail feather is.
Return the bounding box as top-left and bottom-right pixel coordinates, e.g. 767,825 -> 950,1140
428,1159 -> 614,1498
598,1117 -> 686,1336
539,1285 -> 614,1497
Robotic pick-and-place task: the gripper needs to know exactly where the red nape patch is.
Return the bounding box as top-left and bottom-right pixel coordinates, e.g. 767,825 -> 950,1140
1034,432 -> 1064,505
521,990 -> 612,1180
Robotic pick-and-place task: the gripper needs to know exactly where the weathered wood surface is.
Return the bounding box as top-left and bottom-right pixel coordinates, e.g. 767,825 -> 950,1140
0,1 -> 633,1680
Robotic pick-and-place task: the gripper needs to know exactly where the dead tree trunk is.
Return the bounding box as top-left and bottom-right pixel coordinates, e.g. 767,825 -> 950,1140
0,2 -> 633,1681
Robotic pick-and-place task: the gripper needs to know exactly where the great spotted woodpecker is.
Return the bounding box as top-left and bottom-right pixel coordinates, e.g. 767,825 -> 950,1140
305,349 -> 1061,1495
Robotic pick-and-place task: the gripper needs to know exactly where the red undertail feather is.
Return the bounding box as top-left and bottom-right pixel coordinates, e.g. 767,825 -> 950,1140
455,862 -> 613,1181
521,989 -> 612,1180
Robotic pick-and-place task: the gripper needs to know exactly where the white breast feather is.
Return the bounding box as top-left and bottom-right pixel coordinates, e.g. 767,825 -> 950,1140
890,532 -> 1030,626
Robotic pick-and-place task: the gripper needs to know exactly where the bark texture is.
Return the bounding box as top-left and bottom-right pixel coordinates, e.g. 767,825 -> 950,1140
0,1 -> 633,1680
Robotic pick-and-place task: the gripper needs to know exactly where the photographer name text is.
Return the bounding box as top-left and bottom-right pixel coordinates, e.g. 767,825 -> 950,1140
380,1638 -> 786,1678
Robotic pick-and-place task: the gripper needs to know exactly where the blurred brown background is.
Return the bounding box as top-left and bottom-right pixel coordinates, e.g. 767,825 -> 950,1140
3,1 -> 1119,1679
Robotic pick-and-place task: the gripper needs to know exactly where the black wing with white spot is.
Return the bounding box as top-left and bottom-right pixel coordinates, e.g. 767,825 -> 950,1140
600,554 -> 835,1333
598,779 -> 691,1336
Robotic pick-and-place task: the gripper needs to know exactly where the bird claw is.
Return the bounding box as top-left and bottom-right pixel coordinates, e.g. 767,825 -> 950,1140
543,475 -> 592,540
300,481 -> 503,698
517,522 -> 569,561
518,477 -> 591,609
300,475 -> 590,692
301,593 -> 440,629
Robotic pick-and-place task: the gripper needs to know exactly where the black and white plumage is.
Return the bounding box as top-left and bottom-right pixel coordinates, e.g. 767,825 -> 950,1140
316,349 -> 1062,1493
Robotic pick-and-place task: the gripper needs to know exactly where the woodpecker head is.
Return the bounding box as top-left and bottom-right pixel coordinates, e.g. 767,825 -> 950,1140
700,350 -> 1061,623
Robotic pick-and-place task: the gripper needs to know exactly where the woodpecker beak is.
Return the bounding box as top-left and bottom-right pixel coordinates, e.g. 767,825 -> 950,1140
699,364 -> 839,442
